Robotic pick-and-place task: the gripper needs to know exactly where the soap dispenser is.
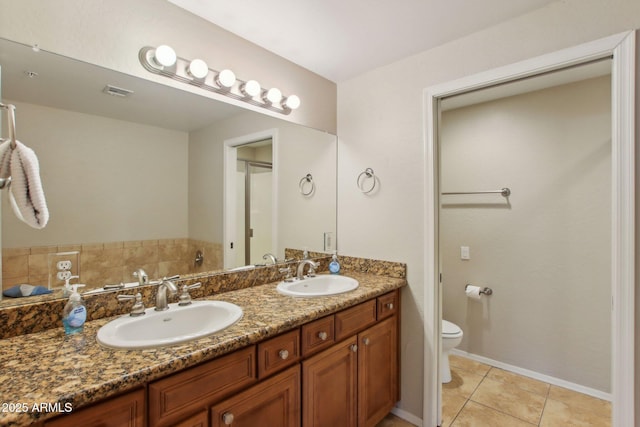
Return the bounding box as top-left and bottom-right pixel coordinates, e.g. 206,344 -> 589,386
62,275 -> 80,297
329,251 -> 341,275
62,284 -> 86,335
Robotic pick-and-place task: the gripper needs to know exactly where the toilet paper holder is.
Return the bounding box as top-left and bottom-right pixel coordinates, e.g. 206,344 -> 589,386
465,284 -> 493,295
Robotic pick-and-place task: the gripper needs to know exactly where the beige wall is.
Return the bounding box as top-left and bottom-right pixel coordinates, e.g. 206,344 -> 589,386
0,0 -> 337,133
2,100 -> 189,247
440,76 -> 611,392
188,111 -> 337,261
337,0 -> 640,422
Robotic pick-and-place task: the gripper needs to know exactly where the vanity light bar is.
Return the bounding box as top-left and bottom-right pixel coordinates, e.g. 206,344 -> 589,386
139,45 -> 300,115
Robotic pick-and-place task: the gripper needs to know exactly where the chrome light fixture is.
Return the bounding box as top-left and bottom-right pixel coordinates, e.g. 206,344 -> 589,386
139,45 -> 300,114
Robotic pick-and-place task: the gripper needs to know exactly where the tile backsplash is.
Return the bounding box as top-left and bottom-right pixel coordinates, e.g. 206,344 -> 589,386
2,238 -> 222,291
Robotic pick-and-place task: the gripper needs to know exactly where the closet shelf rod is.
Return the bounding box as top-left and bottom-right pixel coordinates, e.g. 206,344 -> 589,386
442,187 -> 511,197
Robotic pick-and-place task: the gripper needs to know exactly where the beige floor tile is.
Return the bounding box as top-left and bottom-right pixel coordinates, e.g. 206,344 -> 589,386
547,386 -> 611,420
441,392 -> 467,427
471,377 -> 546,424
486,367 -> 550,397
540,398 -> 611,427
449,354 -> 491,376
452,401 -> 536,427
375,413 -> 417,427
443,367 -> 485,399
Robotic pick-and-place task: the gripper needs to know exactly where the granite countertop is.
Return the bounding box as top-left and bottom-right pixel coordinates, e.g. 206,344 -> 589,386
0,272 -> 405,426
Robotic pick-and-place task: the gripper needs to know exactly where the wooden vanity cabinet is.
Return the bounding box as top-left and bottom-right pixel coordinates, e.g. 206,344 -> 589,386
302,291 -> 399,427
39,289 -> 399,427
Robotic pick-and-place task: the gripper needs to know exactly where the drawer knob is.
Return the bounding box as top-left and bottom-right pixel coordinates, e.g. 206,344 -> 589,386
317,331 -> 328,341
350,344 -> 358,352
222,412 -> 234,425
386,302 -> 394,310
363,337 -> 371,346
279,349 -> 289,360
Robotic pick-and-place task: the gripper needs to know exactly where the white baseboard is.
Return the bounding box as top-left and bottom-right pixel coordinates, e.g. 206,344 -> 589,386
390,407 -> 424,426
450,348 -> 612,402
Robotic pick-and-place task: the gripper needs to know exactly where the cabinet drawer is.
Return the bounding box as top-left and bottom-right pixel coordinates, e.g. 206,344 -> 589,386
45,388 -> 145,427
149,346 -> 257,427
335,299 -> 377,341
211,365 -> 301,427
258,329 -> 300,379
301,315 -> 335,356
377,290 -> 399,320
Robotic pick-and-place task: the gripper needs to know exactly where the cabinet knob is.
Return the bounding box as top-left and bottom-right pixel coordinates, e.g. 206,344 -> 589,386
279,349 -> 289,360
222,412 -> 234,425
386,302 -> 394,310
350,344 -> 358,352
363,337 -> 371,346
317,331 -> 328,341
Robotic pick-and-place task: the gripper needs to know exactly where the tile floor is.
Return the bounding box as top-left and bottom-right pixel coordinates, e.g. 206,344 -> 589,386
442,354 -> 611,427
376,354 -> 612,427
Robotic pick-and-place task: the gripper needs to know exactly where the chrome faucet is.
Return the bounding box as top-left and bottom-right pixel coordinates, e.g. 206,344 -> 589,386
263,253 -> 278,265
297,259 -> 318,280
155,278 -> 178,311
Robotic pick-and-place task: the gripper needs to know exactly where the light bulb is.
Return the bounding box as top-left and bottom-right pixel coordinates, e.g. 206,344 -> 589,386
216,69 -> 236,88
154,45 -> 177,67
283,95 -> 301,110
240,80 -> 261,97
187,59 -> 209,79
264,88 -> 282,104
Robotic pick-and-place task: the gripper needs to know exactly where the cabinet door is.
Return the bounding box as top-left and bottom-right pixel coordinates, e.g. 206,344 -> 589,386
44,388 -> 145,427
302,336 -> 358,427
211,365 -> 300,427
358,316 -> 398,427
173,410 -> 208,427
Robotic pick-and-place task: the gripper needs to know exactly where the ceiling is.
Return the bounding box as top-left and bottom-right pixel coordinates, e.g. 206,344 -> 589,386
168,0 -> 559,82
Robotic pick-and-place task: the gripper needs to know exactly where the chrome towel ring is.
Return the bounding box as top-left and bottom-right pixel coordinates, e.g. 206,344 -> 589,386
357,168 -> 376,194
299,173 -> 315,196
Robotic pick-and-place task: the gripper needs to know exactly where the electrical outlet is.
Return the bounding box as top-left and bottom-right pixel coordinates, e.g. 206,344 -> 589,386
56,260 -> 72,271
57,271 -> 72,281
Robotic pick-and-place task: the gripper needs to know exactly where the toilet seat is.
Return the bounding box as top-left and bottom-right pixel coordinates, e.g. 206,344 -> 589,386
442,320 -> 463,338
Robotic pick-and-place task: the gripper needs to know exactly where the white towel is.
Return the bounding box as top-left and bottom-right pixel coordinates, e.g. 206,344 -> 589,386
1,140 -> 49,229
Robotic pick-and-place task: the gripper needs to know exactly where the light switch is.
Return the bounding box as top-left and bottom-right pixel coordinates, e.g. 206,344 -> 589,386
460,246 -> 470,260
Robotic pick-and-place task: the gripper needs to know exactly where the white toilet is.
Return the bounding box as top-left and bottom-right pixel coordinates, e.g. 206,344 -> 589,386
441,320 -> 463,383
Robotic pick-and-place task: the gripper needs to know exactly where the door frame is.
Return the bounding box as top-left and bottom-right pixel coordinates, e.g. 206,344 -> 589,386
223,128 -> 279,269
423,31 -> 635,426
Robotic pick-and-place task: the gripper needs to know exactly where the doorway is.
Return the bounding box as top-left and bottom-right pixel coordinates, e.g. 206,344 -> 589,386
224,129 -> 278,269
438,65 -> 612,425
423,32 -> 635,426
236,151 -> 273,266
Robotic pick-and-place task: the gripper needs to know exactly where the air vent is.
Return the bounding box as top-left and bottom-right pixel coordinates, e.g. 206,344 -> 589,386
103,84 -> 134,97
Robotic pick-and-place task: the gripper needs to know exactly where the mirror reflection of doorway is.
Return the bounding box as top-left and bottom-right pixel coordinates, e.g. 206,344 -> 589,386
235,140 -> 273,266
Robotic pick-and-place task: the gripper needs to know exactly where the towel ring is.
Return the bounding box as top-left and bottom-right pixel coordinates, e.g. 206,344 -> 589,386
299,173 -> 315,196
357,168 -> 376,194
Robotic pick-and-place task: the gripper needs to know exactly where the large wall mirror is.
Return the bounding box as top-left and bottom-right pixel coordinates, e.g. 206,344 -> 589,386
0,37 -> 337,303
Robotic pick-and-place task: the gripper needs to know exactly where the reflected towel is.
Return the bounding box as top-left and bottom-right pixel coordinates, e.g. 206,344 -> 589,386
3,284 -> 52,298
8,140 -> 49,229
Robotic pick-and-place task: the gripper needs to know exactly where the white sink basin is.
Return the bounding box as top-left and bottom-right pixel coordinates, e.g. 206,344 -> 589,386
97,300 -> 243,350
276,275 -> 359,297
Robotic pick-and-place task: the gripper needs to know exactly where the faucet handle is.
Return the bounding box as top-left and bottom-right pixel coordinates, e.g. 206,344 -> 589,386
178,282 -> 202,306
279,267 -> 295,282
117,292 -> 146,316
307,261 -> 318,278
132,269 -> 148,286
